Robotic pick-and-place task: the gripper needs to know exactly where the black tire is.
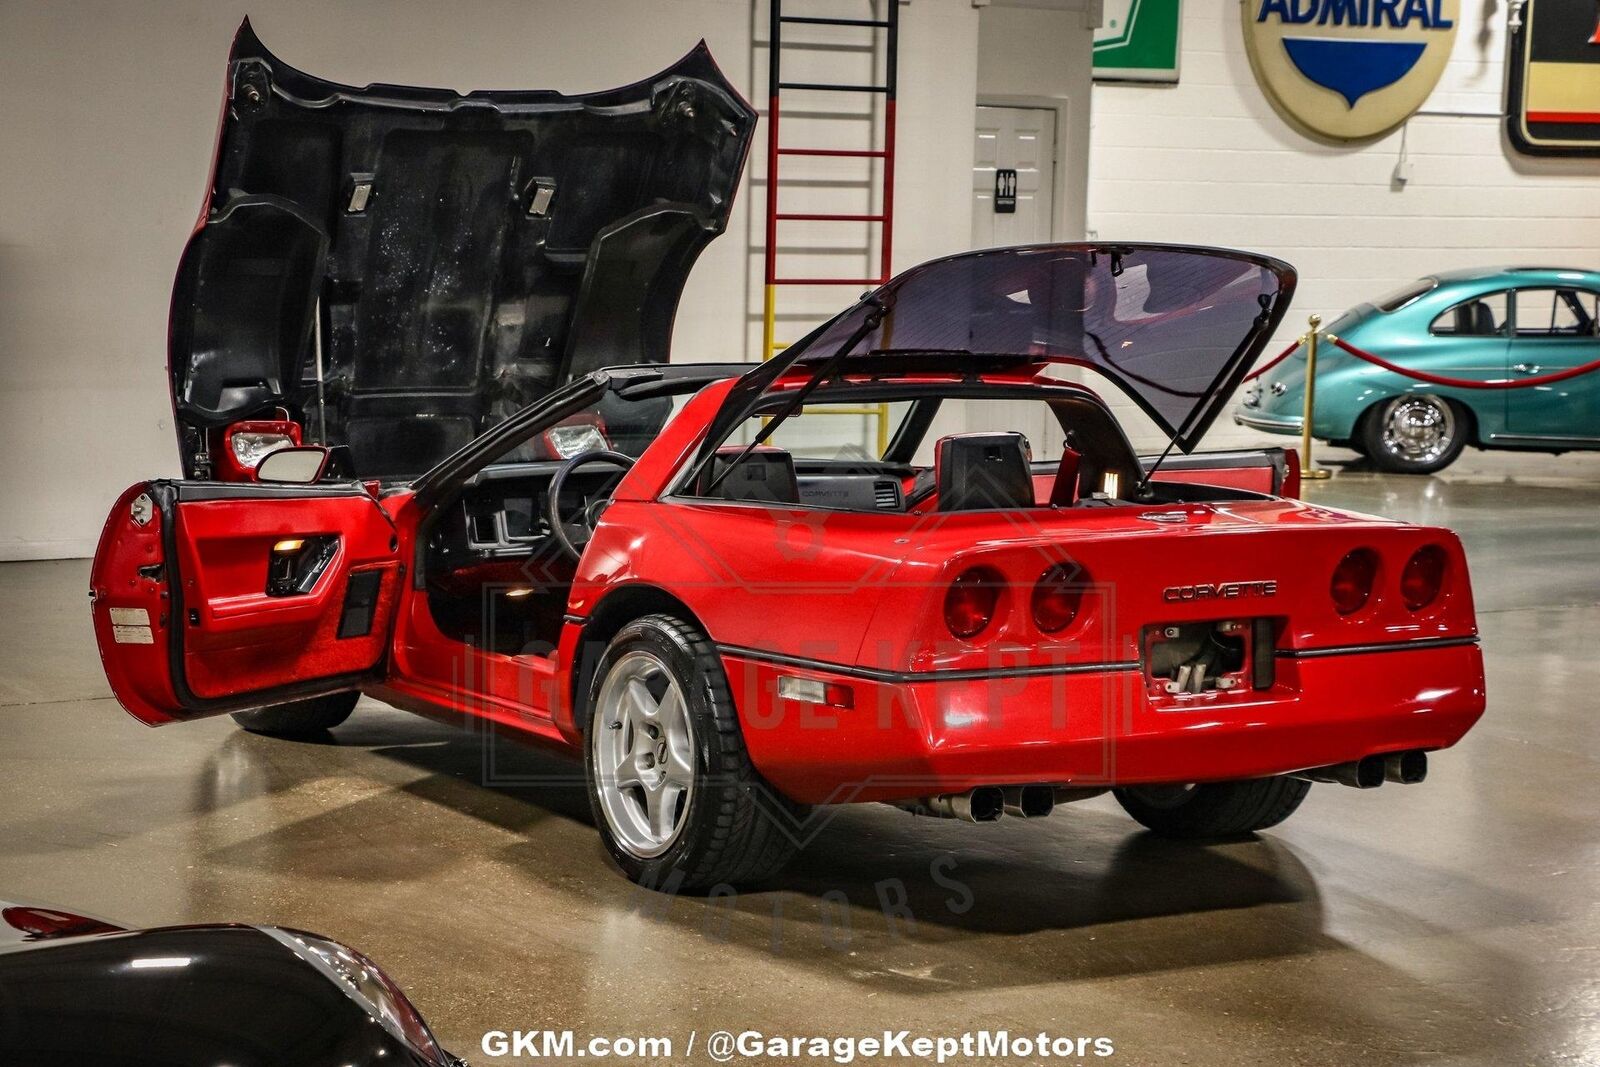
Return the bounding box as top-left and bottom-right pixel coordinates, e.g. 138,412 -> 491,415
1113,777 -> 1310,839
230,691 -> 359,738
1359,395 -> 1468,474
583,614 -> 803,891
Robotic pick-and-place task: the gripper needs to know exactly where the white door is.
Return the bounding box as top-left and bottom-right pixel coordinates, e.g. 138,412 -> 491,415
968,107 -> 1061,455
972,105 -> 1056,249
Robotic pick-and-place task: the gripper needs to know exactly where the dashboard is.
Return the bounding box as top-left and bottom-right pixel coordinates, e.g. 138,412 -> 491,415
427,462 -> 628,577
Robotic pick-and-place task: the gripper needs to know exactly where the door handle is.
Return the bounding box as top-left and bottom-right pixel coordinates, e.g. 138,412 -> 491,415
1512,363 -> 1543,376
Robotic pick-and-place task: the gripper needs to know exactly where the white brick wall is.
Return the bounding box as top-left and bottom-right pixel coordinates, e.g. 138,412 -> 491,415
1088,2 -> 1600,450
0,0 -> 983,558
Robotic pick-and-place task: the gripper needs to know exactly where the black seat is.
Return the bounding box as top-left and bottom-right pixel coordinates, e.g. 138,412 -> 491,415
935,432 -> 1035,511
703,445 -> 800,504
1473,302 -> 1497,335
1453,301 -> 1497,336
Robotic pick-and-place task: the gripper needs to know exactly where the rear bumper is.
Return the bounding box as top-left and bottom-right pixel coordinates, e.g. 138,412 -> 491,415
721,640 -> 1485,805
1233,408 -> 1302,435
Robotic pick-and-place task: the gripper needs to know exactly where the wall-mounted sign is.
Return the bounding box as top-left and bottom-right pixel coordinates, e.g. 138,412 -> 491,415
1242,0 -> 1461,141
1094,0 -> 1182,84
1507,0 -> 1600,156
993,169 -> 1018,213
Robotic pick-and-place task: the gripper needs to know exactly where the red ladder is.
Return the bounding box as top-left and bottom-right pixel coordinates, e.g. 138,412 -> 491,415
761,2 -> 900,449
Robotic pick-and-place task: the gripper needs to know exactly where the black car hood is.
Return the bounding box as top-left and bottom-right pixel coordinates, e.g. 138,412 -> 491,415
0,924 -> 442,1066
170,20 -> 755,478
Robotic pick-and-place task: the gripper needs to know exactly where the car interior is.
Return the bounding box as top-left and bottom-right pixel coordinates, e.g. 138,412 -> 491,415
1514,289 -> 1598,338
1434,289 -> 1600,338
418,379 -> 1254,657
1433,295 -> 1508,336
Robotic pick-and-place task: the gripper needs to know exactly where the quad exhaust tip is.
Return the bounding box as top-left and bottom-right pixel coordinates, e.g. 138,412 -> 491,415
1003,785 -> 1056,819
893,786 -> 1005,822
1385,749 -> 1428,785
1294,750 -> 1427,789
895,784 -> 1065,822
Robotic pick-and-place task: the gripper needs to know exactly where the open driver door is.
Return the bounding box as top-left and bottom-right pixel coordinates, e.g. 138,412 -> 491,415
90,478 -> 402,726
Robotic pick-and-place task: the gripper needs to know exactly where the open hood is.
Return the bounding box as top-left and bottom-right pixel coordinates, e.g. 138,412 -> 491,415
169,20 -> 755,479
755,243 -> 1297,453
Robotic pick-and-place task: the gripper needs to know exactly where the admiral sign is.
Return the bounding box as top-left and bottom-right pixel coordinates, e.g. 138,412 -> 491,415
1507,0 -> 1600,156
1242,0 -> 1461,141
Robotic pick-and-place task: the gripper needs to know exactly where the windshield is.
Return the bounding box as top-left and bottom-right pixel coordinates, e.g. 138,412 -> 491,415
766,243 -> 1295,451
476,384 -> 698,468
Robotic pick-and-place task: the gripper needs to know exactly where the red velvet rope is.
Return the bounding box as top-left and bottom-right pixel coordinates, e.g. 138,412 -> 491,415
1242,339 -> 1302,382
1329,335 -> 1600,390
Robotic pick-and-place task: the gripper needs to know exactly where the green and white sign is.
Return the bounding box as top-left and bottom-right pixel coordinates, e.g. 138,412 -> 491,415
1094,0 -> 1182,83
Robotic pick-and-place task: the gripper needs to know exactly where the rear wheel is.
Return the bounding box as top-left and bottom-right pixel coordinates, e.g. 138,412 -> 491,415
230,691 -> 358,738
1114,777 -> 1310,839
1361,395 -> 1467,474
584,614 -> 802,891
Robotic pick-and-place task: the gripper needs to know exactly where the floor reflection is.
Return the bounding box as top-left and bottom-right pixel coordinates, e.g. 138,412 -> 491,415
7,446 -> 1600,1064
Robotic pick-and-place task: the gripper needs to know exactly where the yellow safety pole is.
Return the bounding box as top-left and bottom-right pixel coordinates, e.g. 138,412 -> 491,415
1302,313 -> 1331,481
762,284 -> 778,361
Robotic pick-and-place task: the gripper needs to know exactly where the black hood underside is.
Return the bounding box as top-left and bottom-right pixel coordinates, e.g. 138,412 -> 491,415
170,20 -> 755,478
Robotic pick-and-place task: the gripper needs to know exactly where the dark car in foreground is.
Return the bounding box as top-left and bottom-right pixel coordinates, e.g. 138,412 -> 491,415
0,899 -> 460,1066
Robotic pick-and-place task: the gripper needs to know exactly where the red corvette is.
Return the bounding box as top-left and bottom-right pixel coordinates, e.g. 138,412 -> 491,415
91,28 -> 1485,889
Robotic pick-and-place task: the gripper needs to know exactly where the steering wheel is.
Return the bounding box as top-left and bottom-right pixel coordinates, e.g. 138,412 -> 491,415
545,450 -> 635,561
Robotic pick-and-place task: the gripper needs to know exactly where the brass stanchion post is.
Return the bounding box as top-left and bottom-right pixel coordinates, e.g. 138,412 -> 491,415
1301,313 -> 1331,480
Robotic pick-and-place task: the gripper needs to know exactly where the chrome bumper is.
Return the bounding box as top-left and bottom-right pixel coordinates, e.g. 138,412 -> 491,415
1234,409 -> 1303,435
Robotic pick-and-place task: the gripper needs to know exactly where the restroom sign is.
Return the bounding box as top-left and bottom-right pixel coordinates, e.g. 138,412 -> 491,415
994,169 -> 1017,213
1242,0 -> 1461,141
1507,0 -> 1600,156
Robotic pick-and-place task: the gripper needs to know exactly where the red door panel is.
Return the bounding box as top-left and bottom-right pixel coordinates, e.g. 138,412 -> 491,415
91,481 -> 401,725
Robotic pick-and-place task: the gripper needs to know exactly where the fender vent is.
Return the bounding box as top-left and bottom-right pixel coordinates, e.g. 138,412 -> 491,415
337,570 -> 384,639
873,479 -> 902,510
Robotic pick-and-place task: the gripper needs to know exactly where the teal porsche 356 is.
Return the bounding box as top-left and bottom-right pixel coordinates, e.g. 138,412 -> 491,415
1235,267 -> 1600,474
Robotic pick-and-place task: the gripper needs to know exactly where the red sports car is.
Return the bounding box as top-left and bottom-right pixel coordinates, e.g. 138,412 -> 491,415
90,27 -> 1486,890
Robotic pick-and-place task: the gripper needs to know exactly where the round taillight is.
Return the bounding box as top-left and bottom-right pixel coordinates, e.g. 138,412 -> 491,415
945,568 -> 1003,639
1401,545 -> 1448,611
1032,564 -> 1088,633
1330,548 -> 1380,615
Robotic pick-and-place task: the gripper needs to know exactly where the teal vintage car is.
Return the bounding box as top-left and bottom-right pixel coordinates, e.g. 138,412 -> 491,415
1235,266 -> 1600,473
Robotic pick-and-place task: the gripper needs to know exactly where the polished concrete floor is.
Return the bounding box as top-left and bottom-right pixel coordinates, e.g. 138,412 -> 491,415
4,448 -> 1599,1066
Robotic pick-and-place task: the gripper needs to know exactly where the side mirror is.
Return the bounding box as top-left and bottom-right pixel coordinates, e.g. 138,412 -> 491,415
256,446 -> 331,484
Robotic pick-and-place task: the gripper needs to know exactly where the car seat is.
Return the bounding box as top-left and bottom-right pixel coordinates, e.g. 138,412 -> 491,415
934,432 -> 1035,511
704,445 -> 800,504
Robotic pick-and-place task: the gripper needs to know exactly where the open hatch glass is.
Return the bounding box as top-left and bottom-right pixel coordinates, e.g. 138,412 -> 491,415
752,243 -> 1297,454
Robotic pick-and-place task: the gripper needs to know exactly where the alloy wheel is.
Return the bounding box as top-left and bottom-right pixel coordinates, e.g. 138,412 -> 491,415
591,651 -> 695,858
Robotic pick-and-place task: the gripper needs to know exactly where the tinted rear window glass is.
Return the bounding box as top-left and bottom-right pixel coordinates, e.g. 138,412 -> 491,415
780,246 -> 1290,439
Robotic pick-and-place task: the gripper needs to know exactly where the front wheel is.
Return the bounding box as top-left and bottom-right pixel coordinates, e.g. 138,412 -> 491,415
584,614 -> 802,891
1361,395 -> 1467,474
231,691 -> 359,738
1114,777 -> 1310,839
